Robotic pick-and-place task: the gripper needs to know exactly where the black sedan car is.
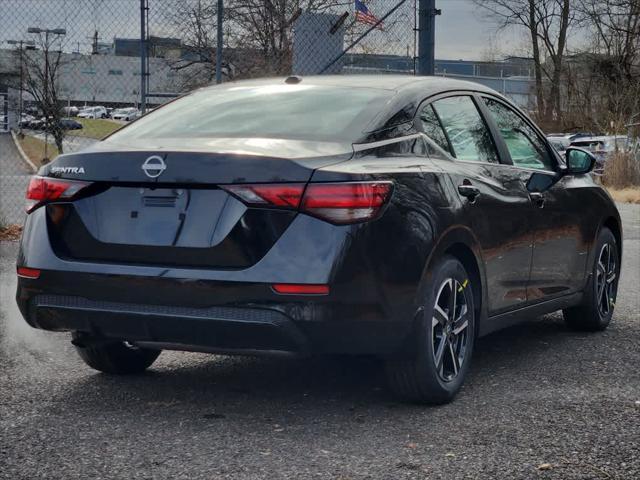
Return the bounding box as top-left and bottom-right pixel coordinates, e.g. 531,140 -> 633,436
16,76 -> 621,404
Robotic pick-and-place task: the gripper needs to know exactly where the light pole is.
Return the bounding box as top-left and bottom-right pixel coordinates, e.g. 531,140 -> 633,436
27,27 -> 66,161
6,39 -> 35,134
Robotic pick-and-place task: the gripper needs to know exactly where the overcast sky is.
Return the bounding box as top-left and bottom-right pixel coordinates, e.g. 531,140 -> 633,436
0,0 -> 521,61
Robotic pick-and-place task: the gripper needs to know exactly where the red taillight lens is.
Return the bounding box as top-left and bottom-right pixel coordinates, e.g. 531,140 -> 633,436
17,267 -> 41,279
272,283 -> 329,295
220,183 -> 305,208
301,181 -> 393,224
221,181 -> 393,225
25,176 -> 91,213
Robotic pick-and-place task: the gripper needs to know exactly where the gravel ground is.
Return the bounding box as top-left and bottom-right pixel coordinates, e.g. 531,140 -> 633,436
1,205 -> 638,480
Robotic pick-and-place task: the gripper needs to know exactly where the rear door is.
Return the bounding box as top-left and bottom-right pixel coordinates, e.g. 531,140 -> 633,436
419,94 -> 535,315
479,95 -> 588,301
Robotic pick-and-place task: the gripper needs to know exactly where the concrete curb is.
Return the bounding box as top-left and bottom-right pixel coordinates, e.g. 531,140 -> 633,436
10,129 -> 38,173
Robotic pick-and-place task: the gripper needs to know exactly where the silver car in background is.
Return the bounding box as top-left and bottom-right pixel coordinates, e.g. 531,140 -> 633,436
570,135 -> 628,174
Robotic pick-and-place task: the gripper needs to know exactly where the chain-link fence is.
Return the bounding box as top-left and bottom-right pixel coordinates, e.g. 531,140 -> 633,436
0,0 -> 417,227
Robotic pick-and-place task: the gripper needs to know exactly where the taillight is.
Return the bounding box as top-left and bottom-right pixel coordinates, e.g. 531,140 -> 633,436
301,182 -> 393,224
221,181 -> 393,225
25,176 -> 92,213
220,184 -> 305,208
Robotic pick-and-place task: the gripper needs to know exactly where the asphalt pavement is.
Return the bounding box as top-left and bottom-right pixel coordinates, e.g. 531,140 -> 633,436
0,204 -> 638,480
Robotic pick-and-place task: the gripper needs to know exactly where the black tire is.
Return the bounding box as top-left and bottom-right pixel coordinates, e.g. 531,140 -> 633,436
385,255 -> 476,404
72,332 -> 160,374
563,227 -> 619,331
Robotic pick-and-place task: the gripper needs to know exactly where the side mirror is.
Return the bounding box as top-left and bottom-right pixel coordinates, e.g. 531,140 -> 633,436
565,147 -> 596,175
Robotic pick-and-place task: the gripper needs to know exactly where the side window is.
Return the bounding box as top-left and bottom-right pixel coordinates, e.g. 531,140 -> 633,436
431,96 -> 499,163
419,104 -> 452,155
483,97 -> 555,171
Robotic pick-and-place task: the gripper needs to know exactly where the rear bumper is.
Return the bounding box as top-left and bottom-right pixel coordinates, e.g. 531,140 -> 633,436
16,206 -> 426,356
28,294 -> 309,356
17,272 -> 415,356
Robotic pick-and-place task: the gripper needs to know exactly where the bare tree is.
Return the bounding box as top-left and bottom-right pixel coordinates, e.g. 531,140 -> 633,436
562,0 -> 640,132
22,32 -> 67,156
473,0 -> 576,125
164,0 -> 350,85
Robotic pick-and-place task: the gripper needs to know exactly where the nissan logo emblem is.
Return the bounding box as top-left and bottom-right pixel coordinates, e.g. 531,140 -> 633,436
142,155 -> 166,178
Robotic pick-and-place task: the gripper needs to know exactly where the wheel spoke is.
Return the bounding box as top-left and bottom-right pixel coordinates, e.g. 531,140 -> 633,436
453,318 -> 468,336
603,286 -> 611,313
448,341 -> 459,376
448,279 -> 457,321
434,336 -> 447,370
433,305 -> 448,327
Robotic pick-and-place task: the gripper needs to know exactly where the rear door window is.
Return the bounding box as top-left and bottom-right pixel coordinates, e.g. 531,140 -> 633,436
429,96 -> 499,164
418,104 -> 452,155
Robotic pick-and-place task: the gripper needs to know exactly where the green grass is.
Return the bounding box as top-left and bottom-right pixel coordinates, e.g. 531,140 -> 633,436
69,118 -> 123,139
17,134 -> 59,166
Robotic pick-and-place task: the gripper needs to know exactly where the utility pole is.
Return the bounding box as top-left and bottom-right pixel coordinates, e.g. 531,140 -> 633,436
417,0 -> 440,75
140,0 -> 148,113
216,0 -> 223,84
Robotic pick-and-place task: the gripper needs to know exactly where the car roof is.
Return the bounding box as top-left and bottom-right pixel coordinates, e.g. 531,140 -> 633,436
200,75 -> 504,136
204,74 -> 499,96
571,135 -> 626,142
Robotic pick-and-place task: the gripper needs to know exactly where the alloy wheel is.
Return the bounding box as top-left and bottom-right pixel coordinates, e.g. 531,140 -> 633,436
596,242 -> 617,318
432,278 -> 471,382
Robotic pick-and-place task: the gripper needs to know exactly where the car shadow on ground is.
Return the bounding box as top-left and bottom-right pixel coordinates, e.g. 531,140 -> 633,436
53,313 -> 602,416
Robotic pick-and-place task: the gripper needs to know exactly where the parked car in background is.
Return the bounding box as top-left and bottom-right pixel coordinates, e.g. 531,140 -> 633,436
570,135 -> 628,174
27,117 -> 46,130
62,106 -> 79,117
19,114 -> 35,129
547,135 -> 570,156
55,118 -> 83,131
111,107 -> 141,121
78,106 -> 108,119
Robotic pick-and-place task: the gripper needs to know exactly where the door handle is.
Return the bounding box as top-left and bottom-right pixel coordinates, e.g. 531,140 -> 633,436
530,191 -> 545,208
458,184 -> 480,202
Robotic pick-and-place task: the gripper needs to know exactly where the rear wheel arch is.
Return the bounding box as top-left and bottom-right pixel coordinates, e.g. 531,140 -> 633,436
420,227 -> 487,330
443,242 -> 483,331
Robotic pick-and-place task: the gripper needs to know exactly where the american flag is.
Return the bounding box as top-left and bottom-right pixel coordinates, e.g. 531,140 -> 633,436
355,0 -> 384,30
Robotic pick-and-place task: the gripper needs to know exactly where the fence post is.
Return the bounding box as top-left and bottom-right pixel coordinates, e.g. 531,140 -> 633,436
417,0 -> 438,75
216,0 -> 223,84
140,0 -> 147,113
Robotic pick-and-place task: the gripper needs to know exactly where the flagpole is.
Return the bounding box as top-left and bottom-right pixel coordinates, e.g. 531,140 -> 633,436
319,0 -> 408,74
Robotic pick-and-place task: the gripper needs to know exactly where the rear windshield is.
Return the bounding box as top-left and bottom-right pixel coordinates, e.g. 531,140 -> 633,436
106,84 -> 395,143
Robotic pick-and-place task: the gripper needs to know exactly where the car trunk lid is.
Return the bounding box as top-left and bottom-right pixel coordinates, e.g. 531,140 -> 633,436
41,138 -> 352,269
